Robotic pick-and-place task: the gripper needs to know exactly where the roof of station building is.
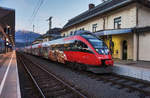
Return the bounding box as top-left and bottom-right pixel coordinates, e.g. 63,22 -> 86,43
63,0 -> 150,30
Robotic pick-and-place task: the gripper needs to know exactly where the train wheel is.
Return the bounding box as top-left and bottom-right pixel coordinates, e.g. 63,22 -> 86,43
72,63 -> 78,70
78,64 -> 87,71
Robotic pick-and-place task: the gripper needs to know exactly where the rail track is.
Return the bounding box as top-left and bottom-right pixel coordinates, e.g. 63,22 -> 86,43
20,53 -> 150,98
75,71 -> 150,98
17,52 -> 87,98
17,54 -> 42,98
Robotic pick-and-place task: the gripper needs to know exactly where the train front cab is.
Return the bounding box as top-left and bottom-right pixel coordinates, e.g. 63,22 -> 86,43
64,33 -> 113,73
81,34 -> 113,73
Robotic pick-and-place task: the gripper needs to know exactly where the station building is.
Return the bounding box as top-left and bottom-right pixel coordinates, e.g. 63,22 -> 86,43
42,28 -> 62,42
61,0 -> 150,61
0,6 -> 15,53
32,28 -> 62,45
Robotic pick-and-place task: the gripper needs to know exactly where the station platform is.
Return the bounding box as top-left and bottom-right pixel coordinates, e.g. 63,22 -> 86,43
113,60 -> 150,81
0,51 -> 21,98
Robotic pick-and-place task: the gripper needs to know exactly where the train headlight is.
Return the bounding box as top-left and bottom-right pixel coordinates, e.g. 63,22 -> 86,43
101,50 -> 104,54
105,49 -> 109,53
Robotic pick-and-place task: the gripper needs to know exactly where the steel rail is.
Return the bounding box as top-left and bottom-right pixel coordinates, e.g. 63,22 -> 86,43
98,75 -> 150,96
26,54 -> 88,98
18,55 -> 46,98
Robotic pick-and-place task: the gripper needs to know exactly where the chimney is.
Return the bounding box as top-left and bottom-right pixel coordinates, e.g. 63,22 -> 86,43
89,3 -> 95,10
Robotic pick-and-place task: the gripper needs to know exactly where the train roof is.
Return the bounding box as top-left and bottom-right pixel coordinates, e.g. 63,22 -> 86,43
26,30 -> 98,49
41,37 -> 75,48
74,30 -> 92,35
39,30 -> 93,47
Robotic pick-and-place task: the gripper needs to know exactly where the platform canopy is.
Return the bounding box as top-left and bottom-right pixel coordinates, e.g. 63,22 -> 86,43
0,7 -> 15,46
95,28 -> 132,36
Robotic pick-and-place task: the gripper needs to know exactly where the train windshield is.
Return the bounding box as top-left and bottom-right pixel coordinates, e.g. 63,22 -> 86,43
82,34 -> 109,55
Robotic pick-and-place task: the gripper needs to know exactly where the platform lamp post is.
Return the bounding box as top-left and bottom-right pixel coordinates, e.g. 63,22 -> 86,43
5,25 -> 10,52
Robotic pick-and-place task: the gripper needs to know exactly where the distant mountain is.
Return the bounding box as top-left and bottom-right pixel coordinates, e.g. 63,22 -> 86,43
15,30 -> 41,48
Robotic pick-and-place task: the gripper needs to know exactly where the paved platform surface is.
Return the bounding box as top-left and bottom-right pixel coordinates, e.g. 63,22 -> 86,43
113,60 -> 150,81
0,51 -> 21,98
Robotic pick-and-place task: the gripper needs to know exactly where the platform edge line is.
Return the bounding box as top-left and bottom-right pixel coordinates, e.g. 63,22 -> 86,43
0,53 -> 14,96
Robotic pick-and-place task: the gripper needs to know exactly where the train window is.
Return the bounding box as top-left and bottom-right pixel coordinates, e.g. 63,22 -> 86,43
58,44 -> 61,51
88,39 -> 107,49
81,34 -> 96,39
77,41 -> 88,49
67,43 -> 72,50
74,41 -> 88,51
75,40 -> 93,53
88,39 -> 109,55
59,44 -> 64,51
44,47 -> 48,52
64,43 -> 69,51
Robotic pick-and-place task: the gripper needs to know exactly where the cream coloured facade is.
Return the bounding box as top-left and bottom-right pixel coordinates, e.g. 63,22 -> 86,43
138,4 -> 150,27
62,1 -> 150,61
139,32 -> 150,61
137,4 -> 150,61
62,3 -> 138,36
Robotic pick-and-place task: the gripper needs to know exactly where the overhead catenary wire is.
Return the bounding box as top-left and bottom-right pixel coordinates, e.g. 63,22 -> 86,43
26,0 -> 45,46
29,0 -> 45,27
28,0 -> 41,26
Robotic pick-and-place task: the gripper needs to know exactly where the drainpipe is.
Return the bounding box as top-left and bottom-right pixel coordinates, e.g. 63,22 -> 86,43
103,17 -> 106,30
136,6 -> 139,61
137,32 -> 139,61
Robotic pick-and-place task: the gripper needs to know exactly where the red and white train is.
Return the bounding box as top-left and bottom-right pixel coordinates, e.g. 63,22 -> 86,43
24,31 -> 113,73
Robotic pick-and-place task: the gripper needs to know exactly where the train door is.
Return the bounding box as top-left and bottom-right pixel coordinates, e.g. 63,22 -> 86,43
79,41 -> 89,64
38,45 -> 42,56
72,41 -> 81,63
43,47 -> 49,59
74,40 -> 95,65
63,42 -> 75,62
122,40 -> 127,60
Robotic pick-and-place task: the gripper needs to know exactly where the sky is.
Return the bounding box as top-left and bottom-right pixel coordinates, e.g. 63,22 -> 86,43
0,0 -> 102,34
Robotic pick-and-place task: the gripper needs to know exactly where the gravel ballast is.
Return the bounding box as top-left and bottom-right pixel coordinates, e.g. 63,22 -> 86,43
26,54 -> 147,98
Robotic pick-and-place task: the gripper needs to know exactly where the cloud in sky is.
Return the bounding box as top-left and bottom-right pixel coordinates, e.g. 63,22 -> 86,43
0,0 -> 102,34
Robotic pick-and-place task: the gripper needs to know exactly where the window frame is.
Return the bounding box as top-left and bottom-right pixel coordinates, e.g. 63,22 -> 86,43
114,17 -> 121,29
92,23 -> 98,32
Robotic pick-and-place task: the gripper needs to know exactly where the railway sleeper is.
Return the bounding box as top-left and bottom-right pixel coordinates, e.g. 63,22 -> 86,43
97,76 -> 150,96
43,88 -> 69,95
116,85 -> 126,89
138,85 -> 148,89
129,82 -> 139,86
109,82 -> 121,87
57,93 -> 79,98
45,89 -> 71,97
42,86 -> 67,92
113,74 -> 150,87
116,80 -> 129,83
36,79 -> 53,84
35,76 -> 52,80
126,89 -> 136,93
36,79 -> 56,85
39,82 -> 62,88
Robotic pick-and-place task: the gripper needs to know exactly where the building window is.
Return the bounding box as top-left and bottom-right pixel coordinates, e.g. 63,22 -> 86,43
92,24 -> 97,32
80,28 -> 84,30
114,17 -> 121,29
70,31 -> 73,35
